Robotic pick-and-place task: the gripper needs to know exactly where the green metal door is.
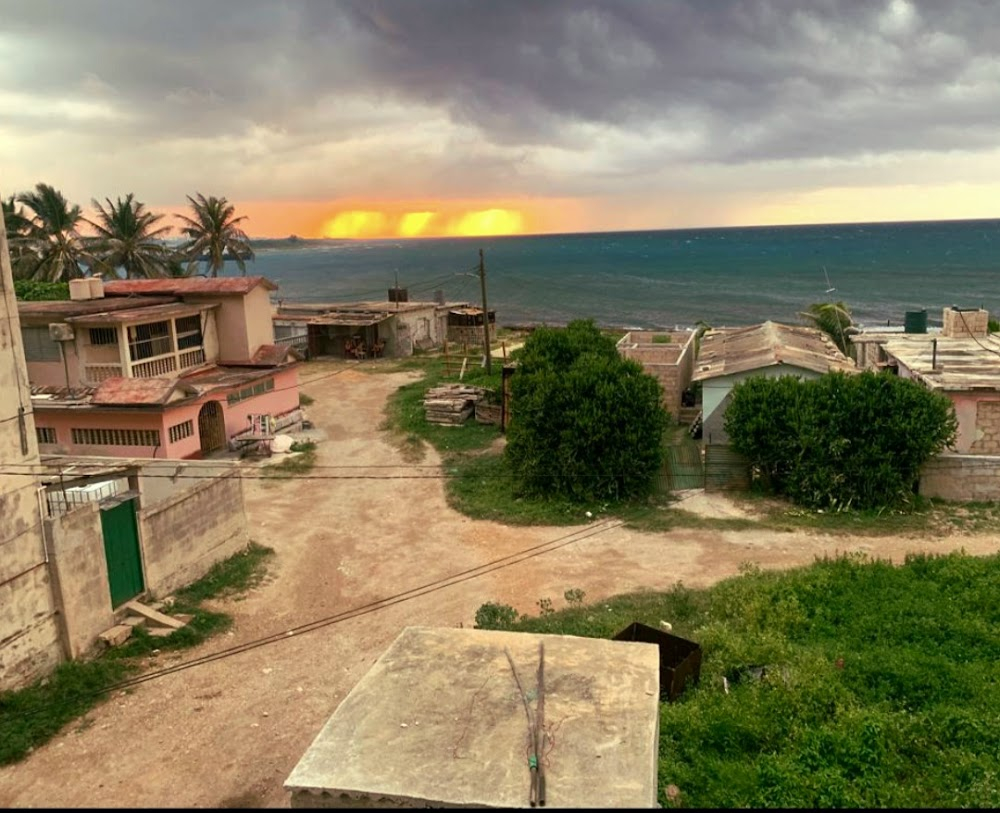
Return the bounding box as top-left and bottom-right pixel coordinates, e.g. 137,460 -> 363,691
100,499 -> 144,608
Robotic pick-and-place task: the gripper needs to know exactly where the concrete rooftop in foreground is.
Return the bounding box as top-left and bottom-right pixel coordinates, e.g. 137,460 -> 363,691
284,626 -> 661,809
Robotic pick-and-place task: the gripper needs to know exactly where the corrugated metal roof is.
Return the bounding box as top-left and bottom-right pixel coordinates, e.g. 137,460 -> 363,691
881,335 -> 1000,391
18,296 -> 178,320
65,302 -> 214,324
90,377 -> 194,406
692,321 -> 856,381
180,364 -> 284,395
218,343 -> 301,367
104,276 -> 277,296
274,298 -> 452,325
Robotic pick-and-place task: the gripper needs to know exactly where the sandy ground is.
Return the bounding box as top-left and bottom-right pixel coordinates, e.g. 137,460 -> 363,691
1,359 -> 997,808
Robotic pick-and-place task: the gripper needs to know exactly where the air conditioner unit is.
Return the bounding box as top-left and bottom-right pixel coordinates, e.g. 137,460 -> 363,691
48,322 -> 75,342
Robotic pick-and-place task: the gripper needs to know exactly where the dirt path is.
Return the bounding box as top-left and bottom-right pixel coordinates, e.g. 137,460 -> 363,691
1,360 -> 997,808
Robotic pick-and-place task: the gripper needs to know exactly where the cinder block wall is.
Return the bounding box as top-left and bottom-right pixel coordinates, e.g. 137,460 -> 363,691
942,308 -> 989,339
617,332 -> 695,420
920,454 -> 1000,501
970,400 -> 1000,454
138,472 -> 250,597
44,503 -> 115,658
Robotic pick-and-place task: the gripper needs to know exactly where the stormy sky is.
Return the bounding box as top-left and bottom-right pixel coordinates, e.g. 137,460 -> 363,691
2,0 -> 999,235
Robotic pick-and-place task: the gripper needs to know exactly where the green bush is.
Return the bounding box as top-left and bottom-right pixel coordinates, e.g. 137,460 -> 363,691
13,280 -> 70,301
474,602 -> 520,630
725,371 -> 957,510
505,319 -> 669,502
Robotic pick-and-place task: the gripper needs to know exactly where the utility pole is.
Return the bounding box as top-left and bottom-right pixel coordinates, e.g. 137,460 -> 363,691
479,248 -> 492,374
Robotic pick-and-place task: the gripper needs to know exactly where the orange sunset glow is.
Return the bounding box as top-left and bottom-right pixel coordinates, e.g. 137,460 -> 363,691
229,199 -> 582,240
322,207 -> 525,239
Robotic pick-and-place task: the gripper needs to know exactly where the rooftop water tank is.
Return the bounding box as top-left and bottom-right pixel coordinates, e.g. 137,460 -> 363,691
904,310 -> 927,334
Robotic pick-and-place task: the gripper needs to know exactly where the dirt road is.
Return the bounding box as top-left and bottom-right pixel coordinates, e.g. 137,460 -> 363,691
1,360 -> 996,808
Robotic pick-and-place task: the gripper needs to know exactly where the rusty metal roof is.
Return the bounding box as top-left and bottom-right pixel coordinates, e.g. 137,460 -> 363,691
65,302 -> 214,325
179,364 -> 284,395
104,276 -> 277,296
881,335 -> 1000,391
233,343 -> 301,367
274,298 -> 452,326
18,296 -> 178,321
90,377 -> 197,406
30,384 -> 98,405
692,321 -> 856,381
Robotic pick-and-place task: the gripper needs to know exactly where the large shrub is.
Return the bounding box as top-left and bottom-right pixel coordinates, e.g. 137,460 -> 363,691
505,319 -> 669,502
725,370 -> 957,510
13,280 -> 69,301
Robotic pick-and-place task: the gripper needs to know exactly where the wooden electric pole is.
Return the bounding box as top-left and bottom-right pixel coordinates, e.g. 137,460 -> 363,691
479,248 -> 492,374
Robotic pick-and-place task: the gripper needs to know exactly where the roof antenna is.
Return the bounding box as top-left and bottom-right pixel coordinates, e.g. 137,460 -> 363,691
823,266 -> 836,294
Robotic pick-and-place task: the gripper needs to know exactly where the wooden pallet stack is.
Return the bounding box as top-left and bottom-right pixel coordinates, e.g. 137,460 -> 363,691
424,384 -> 486,425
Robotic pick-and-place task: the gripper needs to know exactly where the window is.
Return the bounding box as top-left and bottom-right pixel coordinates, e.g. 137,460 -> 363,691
89,327 -> 118,346
36,426 -> 57,444
20,326 -> 61,361
175,315 -> 203,350
227,377 -> 275,405
128,320 -> 172,361
168,420 -> 194,444
71,427 -> 161,447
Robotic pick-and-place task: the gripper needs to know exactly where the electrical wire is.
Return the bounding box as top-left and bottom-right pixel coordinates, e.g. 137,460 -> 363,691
5,518 -> 624,719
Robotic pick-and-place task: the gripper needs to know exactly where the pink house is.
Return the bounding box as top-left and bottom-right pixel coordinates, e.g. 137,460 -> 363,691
20,277 -> 302,459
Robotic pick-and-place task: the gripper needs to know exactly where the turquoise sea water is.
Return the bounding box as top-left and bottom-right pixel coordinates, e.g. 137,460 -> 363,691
247,219 -> 1000,330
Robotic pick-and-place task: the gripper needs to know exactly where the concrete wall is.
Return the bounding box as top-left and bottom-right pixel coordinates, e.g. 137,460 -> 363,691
43,503 -> 115,658
395,304 -> 442,351
194,287 -> 275,362
701,365 -> 820,446
33,409 -> 165,458
138,471 -> 250,597
617,331 -> 696,419
0,204 -> 64,690
920,453 -> 1000,501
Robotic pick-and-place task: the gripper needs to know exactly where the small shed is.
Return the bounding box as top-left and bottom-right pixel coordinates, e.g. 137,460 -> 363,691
285,626 -> 661,808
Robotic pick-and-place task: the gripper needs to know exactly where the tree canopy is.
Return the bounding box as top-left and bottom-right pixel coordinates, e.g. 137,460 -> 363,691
4,183 -> 253,281
86,193 -> 174,279
505,319 -> 669,503
176,193 -> 255,277
724,370 -> 957,510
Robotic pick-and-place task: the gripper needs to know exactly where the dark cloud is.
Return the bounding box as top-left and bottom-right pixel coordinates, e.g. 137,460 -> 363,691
2,0 -> 999,200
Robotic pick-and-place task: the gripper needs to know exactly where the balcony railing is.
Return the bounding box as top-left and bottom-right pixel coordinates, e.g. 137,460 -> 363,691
84,363 -> 124,384
179,348 -> 206,369
132,355 -> 178,378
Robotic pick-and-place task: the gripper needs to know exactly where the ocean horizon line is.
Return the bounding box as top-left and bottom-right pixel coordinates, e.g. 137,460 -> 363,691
248,215 -> 1000,244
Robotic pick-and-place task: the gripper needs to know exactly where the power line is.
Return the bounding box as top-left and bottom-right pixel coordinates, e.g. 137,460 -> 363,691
6,518 -> 624,719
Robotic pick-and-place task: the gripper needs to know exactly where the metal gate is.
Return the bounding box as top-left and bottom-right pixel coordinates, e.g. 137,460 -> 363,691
662,441 -> 705,490
99,498 -> 144,608
704,445 -> 751,492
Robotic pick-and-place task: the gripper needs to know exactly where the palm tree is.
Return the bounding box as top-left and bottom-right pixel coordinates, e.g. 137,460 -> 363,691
86,193 -> 174,279
175,193 -> 254,276
2,195 -> 35,278
800,301 -> 854,356
16,183 -> 91,281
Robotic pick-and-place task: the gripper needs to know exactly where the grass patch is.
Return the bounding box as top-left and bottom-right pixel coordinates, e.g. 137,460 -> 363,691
652,334 -> 673,343
298,393 -> 315,407
263,447 -> 317,478
0,543 -> 274,766
490,551 -> 1000,808
447,453 -> 594,525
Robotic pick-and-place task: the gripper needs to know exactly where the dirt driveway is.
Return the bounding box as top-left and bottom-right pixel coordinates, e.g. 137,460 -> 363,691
1,360 -> 997,808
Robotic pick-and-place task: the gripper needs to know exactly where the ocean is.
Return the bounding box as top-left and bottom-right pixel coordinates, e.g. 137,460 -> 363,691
246,218 -> 1000,330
